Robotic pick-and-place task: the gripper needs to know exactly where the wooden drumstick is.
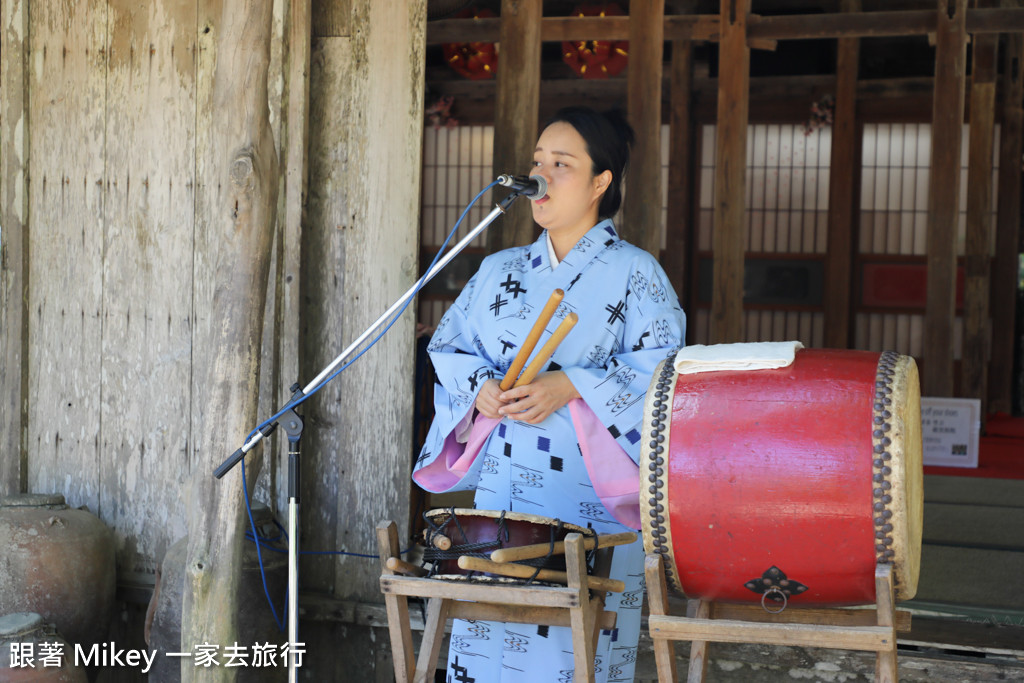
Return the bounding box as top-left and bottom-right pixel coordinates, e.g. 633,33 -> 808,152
385,556 -> 429,577
490,532 -> 637,564
456,555 -> 625,593
422,527 -> 453,550
513,312 -> 578,388
500,289 -> 565,391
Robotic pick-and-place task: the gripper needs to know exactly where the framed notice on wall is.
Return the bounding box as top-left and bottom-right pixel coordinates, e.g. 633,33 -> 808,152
920,397 -> 981,468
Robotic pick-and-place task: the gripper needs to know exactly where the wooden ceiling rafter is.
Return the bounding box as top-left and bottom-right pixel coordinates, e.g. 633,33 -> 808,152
427,8 -> 1024,46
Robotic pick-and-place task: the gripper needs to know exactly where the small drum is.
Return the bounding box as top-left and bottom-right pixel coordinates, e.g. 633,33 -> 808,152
422,508 -> 595,580
641,348 -> 923,606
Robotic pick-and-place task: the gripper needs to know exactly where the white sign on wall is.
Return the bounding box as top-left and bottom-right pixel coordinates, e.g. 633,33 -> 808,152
920,397 -> 981,468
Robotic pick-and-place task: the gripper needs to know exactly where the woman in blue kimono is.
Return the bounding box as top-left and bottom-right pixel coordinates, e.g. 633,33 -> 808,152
414,107 -> 686,682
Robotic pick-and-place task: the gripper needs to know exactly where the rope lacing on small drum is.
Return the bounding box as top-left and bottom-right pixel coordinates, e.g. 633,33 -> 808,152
421,508 -> 505,577
420,509 -> 578,584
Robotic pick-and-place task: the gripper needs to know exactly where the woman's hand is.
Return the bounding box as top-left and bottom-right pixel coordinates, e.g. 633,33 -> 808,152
497,372 -> 581,424
474,379 -> 507,419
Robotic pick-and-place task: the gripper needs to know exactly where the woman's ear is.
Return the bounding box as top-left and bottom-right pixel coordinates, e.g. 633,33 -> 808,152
594,169 -> 613,196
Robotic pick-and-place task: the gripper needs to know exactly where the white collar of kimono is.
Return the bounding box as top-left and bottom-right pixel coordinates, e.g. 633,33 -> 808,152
542,220 -> 617,269
545,231 -> 560,268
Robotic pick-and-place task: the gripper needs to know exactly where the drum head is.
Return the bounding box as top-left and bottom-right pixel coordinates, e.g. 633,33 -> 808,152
424,508 -> 594,537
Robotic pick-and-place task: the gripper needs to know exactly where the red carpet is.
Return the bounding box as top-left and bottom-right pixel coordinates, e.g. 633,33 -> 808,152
923,412 -> 1024,480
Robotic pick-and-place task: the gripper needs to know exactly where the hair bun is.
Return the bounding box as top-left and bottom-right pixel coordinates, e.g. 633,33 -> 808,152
601,108 -> 635,151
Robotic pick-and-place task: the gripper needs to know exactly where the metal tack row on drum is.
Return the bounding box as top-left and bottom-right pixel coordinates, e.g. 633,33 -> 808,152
641,347 -> 923,609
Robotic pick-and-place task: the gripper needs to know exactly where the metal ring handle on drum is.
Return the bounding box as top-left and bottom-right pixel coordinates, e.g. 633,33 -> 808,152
761,586 -> 788,614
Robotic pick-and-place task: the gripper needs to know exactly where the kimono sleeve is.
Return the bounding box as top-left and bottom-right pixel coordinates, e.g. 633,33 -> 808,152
413,272 -> 502,492
563,255 -> 685,464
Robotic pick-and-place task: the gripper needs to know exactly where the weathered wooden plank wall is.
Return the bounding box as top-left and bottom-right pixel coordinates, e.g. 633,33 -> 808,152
101,0 -> 197,581
1,0 -> 424,676
0,0 -> 29,495
26,0 -> 107,509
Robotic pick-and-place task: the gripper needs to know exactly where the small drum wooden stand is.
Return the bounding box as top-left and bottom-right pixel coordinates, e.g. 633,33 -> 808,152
376,520 -> 623,683
645,554 -> 913,683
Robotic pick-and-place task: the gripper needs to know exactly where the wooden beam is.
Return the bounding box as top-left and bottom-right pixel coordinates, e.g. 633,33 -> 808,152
624,0 -> 666,257
748,8 -> 1024,39
924,0 -> 968,397
0,0 -> 28,495
824,0 -> 862,350
961,24 -> 997,411
427,9 -> 1024,47
711,0 -> 750,344
428,74 -> 940,127
489,0 -> 543,254
665,39 -> 695,316
427,14 -> 722,45
747,9 -> 933,40
990,32 -> 1024,413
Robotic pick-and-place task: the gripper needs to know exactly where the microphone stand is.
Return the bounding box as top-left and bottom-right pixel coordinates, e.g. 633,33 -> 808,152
213,187 -> 524,682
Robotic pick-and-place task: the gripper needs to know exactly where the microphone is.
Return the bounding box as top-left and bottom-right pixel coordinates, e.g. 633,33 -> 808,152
496,174 -> 547,200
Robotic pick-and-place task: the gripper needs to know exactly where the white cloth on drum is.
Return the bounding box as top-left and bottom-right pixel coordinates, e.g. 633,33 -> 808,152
673,341 -> 804,375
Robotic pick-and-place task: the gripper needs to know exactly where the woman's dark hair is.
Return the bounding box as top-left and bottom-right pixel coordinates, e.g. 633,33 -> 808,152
543,106 -> 635,219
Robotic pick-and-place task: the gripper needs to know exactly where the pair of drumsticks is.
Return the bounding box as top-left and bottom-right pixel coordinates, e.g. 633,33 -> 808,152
386,531 -> 637,593
499,289 -> 578,390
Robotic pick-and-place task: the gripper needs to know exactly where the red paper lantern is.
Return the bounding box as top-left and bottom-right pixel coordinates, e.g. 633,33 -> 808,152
562,3 -> 629,79
442,8 -> 498,80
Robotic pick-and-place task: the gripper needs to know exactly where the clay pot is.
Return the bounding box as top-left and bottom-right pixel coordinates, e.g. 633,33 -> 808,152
145,504 -> 288,682
0,612 -> 89,682
0,494 -> 116,649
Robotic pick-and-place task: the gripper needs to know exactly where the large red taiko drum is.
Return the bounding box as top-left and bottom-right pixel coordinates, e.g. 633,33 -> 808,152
640,348 -> 922,607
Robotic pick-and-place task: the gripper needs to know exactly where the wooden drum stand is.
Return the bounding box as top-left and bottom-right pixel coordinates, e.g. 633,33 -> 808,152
377,520 -> 635,683
645,554 -> 913,683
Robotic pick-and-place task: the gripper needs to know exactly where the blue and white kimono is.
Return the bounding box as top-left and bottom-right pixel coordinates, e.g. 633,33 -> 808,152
414,220 -> 686,683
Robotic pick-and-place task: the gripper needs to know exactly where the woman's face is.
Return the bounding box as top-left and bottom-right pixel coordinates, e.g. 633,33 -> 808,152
530,121 -> 611,239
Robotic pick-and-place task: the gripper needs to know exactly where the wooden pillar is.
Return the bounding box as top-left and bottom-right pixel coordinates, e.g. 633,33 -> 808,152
0,0 -> 28,495
991,32 -> 1024,413
711,0 -> 750,344
274,0 -> 311,508
824,0 -> 861,350
183,0 -> 279,671
665,38 -> 694,314
961,24 -> 998,411
624,0 -> 666,257
924,0 -> 968,397
489,0 -> 542,254
302,0 -> 424,611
